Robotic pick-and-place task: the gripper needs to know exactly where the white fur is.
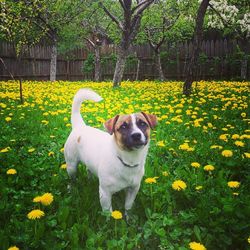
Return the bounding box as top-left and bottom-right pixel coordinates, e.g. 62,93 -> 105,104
64,89 -> 149,212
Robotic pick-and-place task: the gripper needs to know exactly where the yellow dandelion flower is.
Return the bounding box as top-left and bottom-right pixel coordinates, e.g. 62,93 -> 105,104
162,171 -> 169,176
156,141 -> 165,147
48,151 -> 55,156
191,162 -> 200,168
172,180 -> 187,191
0,146 -> 11,153
234,141 -> 244,147
241,112 -> 246,118
27,209 -> 45,220
195,186 -> 203,190
243,152 -> 250,158
233,192 -> 239,196
228,181 -> 240,188
8,246 -> 19,250
210,145 -> 223,150
219,134 -> 228,142
60,147 -> 64,153
111,210 -> 122,220
204,165 -> 215,171
189,241 -> 206,250
33,196 -> 42,203
221,150 -> 233,157
5,117 -> 12,122
247,236 -> 250,244
145,177 -> 158,184
40,193 -> 54,206
28,148 -> 35,153
231,134 -> 240,140
6,168 -> 17,175
179,143 -> 190,150
60,163 -> 67,169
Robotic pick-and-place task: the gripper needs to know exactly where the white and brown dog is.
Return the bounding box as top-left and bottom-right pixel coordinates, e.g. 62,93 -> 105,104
64,89 -> 157,214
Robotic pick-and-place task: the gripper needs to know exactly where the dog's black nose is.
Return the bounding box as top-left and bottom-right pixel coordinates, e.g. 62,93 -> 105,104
131,133 -> 141,141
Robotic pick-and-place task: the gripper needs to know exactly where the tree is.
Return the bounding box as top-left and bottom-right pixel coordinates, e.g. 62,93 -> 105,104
139,0 -> 182,81
81,2 -> 111,81
99,0 -> 154,87
0,0 -> 47,103
206,0 -> 250,79
34,0 -> 86,81
183,0 -> 211,95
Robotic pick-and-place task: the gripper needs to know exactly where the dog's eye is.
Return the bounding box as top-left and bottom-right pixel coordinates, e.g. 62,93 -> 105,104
138,120 -> 147,128
120,123 -> 128,130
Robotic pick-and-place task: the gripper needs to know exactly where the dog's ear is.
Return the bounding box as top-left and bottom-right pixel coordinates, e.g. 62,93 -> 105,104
141,112 -> 157,129
104,115 -> 119,134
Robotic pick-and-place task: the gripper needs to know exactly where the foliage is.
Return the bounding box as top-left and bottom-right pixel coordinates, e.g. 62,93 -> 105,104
0,0 -> 47,55
0,80 -> 250,249
206,0 -> 250,39
83,53 -> 95,74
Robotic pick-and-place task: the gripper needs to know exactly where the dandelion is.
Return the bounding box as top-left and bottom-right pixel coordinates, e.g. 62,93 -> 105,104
241,112 -> 246,118
248,236 -> 250,244
210,145 -> 223,150
204,165 -> 215,172
191,162 -> 200,168
157,141 -> 165,147
219,134 -> 228,142
28,148 -> 35,153
60,163 -> 67,169
234,141 -> 244,147
60,147 -> 64,153
48,151 -> 55,156
33,196 -> 42,203
6,168 -> 17,175
221,150 -> 233,157
8,246 -> 19,250
145,177 -> 158,184
172,180 -> 187,191
189,241 -> 206,250
5,117 -> 12,122
111,210 -> 122,220
27,209 -> 45,220
196,186 -> 203,191
162,171 -> 169,176
40,193 -> 54,206
228,181 -> 240,188
232,134 -> 240,139
0,146 -> 11,153
243,152 -> 250,158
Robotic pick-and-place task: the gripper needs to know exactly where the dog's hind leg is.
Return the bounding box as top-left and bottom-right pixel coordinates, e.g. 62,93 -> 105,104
66,160 -> 78,180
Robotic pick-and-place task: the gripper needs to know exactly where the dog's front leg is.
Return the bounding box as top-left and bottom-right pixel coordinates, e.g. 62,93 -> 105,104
99,186 -> 112,211
125,185 -> 140,214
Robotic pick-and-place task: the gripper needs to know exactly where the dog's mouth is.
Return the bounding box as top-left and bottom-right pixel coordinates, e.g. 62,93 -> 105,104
126,139 -> 148,150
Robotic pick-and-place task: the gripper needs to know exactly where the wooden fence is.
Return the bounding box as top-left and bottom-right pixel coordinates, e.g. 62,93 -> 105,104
0,39 -> 249,81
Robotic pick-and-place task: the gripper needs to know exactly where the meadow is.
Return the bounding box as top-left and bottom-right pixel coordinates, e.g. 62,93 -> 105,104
0,80 -> 249,250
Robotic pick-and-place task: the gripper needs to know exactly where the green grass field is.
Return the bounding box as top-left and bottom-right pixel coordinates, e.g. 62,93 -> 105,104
0,80 -> 249,250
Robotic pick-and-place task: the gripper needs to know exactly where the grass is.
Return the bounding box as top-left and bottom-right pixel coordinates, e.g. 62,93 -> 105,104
0,80 -> 249,250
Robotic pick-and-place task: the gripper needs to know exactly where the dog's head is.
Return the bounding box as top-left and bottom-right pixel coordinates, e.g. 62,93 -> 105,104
104,112 -> 157,151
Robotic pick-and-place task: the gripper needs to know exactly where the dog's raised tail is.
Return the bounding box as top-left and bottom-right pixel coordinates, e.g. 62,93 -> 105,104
71,88 -> 103,129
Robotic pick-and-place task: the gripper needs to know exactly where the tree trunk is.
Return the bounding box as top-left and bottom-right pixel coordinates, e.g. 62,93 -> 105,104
94,45 -> 101,81
155,51 -> 165,81
241,57 -> 248,80
50,43 -> 57,81
113,48 -> 127,87
135,57 -> 141,81
183,0 -> 210,95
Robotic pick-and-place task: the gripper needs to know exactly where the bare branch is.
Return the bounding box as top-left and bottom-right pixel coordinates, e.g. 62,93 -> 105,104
99,2 -> 124,31
84,37 -> 95,48
133,0 -> 154,17
132,0 -> 149,14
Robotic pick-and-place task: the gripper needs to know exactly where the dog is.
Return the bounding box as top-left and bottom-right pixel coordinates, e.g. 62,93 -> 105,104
64,88 -> 157,215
